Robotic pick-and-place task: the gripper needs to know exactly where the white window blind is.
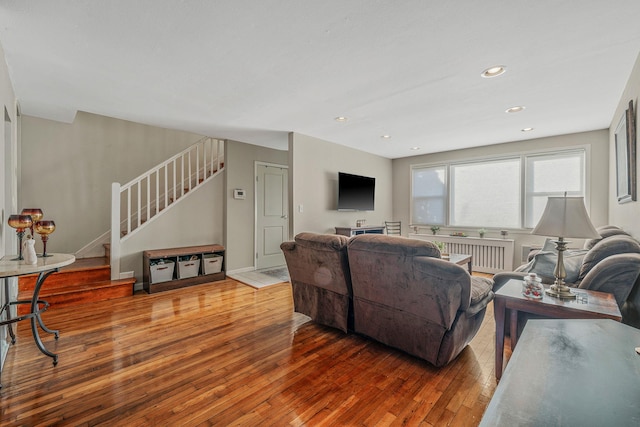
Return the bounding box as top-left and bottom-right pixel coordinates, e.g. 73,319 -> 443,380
450,158 -> 520,228
411,165 -> 446,225
524,150 -> 586,228
410,148 -> 587,229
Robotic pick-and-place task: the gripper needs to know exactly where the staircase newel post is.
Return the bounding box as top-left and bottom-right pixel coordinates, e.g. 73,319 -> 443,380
111,182 -> 121,280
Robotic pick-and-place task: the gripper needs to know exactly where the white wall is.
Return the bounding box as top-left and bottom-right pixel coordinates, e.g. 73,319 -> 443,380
20,112 -> 206,254
224,140 -> 288,271
609,52 -> 640,237
289,132 -> 393,235
0,41 -> 18,375
392,130 -> 610,267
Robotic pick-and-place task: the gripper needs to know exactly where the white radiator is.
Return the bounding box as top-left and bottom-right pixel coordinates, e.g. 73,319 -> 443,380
409,234 -> 514,274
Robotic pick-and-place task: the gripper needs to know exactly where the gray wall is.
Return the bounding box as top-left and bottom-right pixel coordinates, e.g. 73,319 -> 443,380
609,52 -> 640,236
224,140 -> 288,271
392,129 -> 610,266
20,112 -> 205,254
289,132 -> 393,235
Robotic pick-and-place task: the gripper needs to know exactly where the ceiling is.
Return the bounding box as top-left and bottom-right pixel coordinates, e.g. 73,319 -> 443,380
1,1 -> 640,159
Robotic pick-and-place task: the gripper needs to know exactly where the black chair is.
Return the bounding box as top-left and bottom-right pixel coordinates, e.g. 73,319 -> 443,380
385,221 -> 401,235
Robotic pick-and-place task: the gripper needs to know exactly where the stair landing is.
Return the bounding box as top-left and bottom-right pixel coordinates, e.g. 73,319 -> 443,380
17,256 -> 135,315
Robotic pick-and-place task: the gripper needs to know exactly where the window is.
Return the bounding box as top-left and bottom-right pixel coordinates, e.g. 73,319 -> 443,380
450,158 -> 521,228
412,165 -> 446,225
410,148 -> 587,229
524,150 -> 585,228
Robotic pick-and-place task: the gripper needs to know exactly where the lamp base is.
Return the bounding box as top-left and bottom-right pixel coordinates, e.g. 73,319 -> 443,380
545,283 -> 576,299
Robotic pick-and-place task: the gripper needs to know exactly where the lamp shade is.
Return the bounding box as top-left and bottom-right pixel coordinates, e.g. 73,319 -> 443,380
532,196 -> 600,239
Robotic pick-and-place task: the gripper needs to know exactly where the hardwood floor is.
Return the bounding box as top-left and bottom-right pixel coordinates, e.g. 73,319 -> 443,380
1,278 -> 499,426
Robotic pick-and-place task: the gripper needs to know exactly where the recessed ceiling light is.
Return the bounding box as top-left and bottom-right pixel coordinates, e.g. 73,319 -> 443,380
334,116 -> 348,122
410,147 -> 421,151
505,106 -> 525,113
381,134 -> 391,139
521,127 -> 534,132
481,65 -> 506,78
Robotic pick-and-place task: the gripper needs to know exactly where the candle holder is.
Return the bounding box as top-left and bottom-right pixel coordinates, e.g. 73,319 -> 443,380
7,214 -> 33,260
35,220 -> 56,257
21,208 -> 43,238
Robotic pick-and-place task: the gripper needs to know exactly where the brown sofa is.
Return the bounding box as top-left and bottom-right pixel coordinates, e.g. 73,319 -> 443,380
494,228 -> 640,310
280,232 -> 353,333
281,233 -> 494,367
493,226 -> 640,329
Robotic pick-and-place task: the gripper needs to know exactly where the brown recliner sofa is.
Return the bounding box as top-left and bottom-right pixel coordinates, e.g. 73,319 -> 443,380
281,233 -> 494,366
346,234 -> 494,367
493,226 -> 640,329
280,232 -> 353,333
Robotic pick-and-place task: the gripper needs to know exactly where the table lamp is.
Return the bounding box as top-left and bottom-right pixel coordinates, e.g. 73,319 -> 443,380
531,195 -> 600,299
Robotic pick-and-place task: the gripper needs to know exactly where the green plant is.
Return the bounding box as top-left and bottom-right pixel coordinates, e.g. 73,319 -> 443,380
433,241 -> 446,253
478,228 -> 486,237
430,225 -> 440,235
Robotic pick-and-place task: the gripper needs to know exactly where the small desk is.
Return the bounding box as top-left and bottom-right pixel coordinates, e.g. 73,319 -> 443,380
0,253 -> 75,388
494,279 -> 621,379
481,319 -> 640,426
445,253 -> 472,274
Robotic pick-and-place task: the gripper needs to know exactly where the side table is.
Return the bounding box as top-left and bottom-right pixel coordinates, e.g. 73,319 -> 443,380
0,253 -> 75,388
446,253 -> 472,274
494,278 -> 621,379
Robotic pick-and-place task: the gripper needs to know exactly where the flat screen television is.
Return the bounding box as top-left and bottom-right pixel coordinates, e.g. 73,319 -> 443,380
338,172 -> 375,211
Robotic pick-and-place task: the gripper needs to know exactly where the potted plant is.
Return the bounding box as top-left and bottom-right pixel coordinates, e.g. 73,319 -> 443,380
478,228 -> 486,238
433,241 -> 448,258
430,225 -> 440,235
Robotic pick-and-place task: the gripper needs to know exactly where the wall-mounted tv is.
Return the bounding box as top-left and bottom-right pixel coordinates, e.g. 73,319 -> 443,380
338,172 -> 375,211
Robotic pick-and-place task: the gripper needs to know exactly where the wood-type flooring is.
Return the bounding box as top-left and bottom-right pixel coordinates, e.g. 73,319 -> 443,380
1,278 -> 499,426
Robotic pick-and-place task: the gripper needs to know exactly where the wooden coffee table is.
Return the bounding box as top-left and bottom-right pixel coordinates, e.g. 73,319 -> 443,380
445,253 -> 472,274
494,278 -> 621,379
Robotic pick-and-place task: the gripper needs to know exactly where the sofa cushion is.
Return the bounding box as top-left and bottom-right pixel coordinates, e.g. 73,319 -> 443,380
578,235 -> 640,281
516,239 -> 587,284
583,226 -> 629,250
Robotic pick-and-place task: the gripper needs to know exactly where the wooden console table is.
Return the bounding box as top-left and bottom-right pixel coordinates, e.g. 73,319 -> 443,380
0,253 -> 76,388
494,279 -> 621,379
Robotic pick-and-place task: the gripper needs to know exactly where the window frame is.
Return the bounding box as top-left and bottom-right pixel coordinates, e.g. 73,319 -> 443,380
409,146 -> 590,230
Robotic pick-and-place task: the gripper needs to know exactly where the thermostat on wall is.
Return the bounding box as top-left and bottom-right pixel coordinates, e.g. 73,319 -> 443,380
234,189 -> 246,199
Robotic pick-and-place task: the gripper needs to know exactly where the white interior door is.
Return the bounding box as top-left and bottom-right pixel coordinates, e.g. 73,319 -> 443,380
256,163 -> 288,269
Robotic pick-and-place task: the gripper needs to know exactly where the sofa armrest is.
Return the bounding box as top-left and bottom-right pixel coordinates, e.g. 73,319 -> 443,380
466,276 -> 494,317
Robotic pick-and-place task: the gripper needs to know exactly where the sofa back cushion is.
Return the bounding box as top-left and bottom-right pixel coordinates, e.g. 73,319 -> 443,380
583,225 -> 630,250
282,232 -> 352,296
578,234 -> 640,281
347,235 -> 470,329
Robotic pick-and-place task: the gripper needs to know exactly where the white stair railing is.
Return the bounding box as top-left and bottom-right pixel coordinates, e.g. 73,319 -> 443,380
110,137 -> 224,279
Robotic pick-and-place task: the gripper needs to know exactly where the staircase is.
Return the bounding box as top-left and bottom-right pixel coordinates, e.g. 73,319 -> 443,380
17,255 -> 135,315
110,137 -> 225,279
17,138 -> 224,313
